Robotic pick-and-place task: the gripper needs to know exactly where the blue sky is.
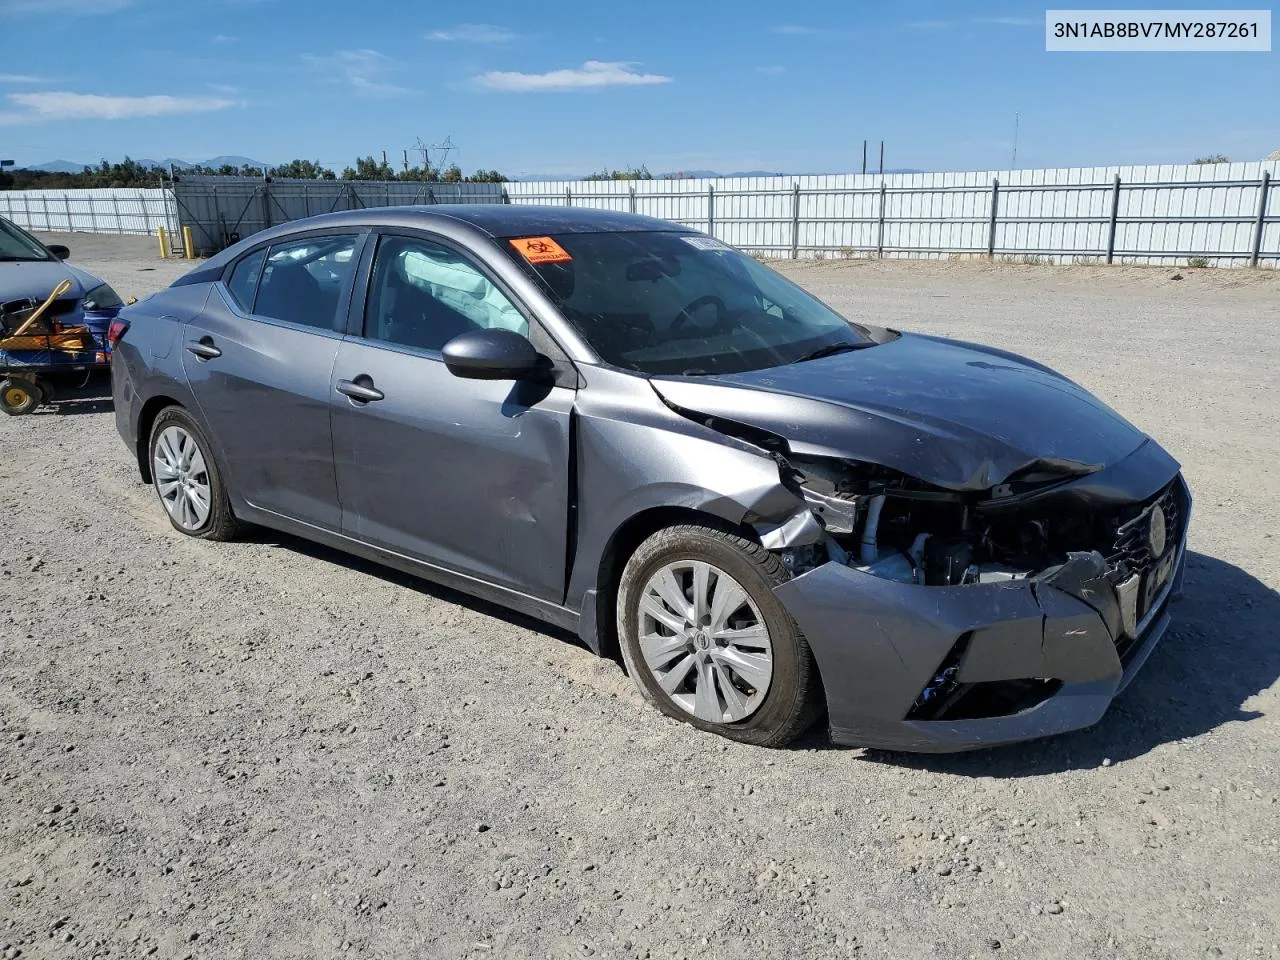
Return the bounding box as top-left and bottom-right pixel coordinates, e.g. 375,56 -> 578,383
0,0 -> 1275,174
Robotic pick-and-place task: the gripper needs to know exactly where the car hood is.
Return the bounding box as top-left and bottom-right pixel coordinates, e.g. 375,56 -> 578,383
649,332 -> 1148,491
0,259 -> 101,304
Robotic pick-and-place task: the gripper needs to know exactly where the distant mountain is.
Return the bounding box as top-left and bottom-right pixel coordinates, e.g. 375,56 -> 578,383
136,155 -> 269,171
27,160 -> 87,173
21,155 -> 269,173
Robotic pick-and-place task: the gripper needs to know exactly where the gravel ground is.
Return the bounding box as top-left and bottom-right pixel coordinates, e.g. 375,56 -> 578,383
2,234 -> 1278,960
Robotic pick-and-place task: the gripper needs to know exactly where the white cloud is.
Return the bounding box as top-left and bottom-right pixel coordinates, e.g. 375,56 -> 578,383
474,61 -> 672,93
755,65 -> 786,76
0,74 -> 47,83
0,0 -> 129,13
0,91 -> 238,124
304,49 -> 409,96
426,23 -> 517,43
302,49 -> 407,96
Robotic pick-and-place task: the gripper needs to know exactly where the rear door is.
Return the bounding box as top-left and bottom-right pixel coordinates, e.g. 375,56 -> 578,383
330,231 -> 576,602
182,230 -> 365,530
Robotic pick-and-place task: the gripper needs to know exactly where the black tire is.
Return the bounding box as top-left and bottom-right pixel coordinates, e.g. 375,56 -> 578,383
0,378 -> 42,416
148,406 -> 243,541
617,521 -> 823,747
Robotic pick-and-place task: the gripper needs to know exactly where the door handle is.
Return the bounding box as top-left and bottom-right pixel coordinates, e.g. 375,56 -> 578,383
336,378 -> 384,403
185,337 -> 222,360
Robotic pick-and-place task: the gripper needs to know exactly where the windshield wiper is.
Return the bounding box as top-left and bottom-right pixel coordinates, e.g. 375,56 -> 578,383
793,340 -> 876,364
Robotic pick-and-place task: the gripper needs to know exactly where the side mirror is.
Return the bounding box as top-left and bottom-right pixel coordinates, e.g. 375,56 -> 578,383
47,244 -> 70,260
442,328 -> 541,380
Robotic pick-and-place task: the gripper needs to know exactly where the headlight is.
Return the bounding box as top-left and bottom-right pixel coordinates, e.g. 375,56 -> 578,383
82,282 -> 123,311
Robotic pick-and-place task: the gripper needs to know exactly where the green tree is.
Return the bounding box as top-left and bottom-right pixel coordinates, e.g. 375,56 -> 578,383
341,155 -> 397,180
585,164 -> 652,181
1192,154 -> 1229,164
468,169 -> 508,183
271,159 -> 336,180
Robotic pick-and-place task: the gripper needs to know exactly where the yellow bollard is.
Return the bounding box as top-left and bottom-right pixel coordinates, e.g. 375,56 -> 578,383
157,225 -> 169,259
182,225 -> 196,259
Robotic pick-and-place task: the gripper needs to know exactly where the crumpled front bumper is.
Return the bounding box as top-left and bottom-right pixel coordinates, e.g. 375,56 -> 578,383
773,486 -> 1190,753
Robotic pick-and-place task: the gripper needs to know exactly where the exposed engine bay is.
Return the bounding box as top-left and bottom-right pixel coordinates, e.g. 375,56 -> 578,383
770,454 -> 1180,594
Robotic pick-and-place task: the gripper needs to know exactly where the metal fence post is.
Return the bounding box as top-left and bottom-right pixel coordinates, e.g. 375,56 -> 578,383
565,187 -> 572,207
261,183 -> 272,229
987,178 -> 1000,257
501,188 -> 511,204
876,182 -> 887,258
111,194 -> 122,234
707,184 -> 715,237
41,195 -> 50,231
1106,174 -> 1122,264
791,183 -> 801,259
303,185 -> 311,218
629,186 -> 637,214
1250,170 -> 1271,267
64,194 -> 73,232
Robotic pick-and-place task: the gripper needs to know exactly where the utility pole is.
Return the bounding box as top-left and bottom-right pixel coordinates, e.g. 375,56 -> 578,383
879,140 -> 885,175
862,140 -> 867,175
1011,113 -> 1020,169
403,150 -> 409,174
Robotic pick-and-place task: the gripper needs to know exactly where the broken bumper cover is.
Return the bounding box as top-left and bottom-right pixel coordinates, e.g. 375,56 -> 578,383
774,491 -> 1190,753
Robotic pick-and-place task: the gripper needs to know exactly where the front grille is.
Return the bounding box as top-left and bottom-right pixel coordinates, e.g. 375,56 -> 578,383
1107,480 -> 1185,579
1105,477 -> 1187,641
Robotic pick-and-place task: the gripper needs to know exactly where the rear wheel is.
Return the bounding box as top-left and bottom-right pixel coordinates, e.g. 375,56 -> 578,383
617,522 -> 823,747
148,406 -> 242,541
0,378 -> 42,416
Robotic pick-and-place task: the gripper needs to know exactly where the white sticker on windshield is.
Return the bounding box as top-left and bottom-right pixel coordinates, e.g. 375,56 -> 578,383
680,235 -> 730,251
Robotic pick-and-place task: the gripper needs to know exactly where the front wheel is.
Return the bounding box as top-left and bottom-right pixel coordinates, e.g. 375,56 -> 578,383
617,522 -> 823,747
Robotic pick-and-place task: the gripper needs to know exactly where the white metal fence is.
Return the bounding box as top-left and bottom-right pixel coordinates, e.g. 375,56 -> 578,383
504,162 -> 1279,267
2,161 -> 1277,267
0,188 -> 175,237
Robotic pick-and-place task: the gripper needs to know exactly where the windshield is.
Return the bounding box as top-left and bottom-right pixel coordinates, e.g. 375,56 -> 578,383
0,218 -> 53,262
502,230 -> 875,375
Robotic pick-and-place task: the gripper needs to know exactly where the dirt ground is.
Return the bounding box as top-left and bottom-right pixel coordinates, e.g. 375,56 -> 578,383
2,233 -> 1278,960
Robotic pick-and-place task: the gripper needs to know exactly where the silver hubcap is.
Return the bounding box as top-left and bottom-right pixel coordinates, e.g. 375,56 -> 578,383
637,560 -> 773,723
153,425 -> 212,531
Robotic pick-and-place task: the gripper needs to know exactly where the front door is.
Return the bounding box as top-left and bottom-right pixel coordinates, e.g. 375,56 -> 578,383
182,231 -> 363,529
330,233 -> 575,602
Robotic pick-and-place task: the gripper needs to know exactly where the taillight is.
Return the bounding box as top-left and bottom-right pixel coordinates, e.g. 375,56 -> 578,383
107,319 -> 129,347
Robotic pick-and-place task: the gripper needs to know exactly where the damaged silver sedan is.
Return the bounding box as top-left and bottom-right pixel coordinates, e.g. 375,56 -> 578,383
110,206 -> 1190,750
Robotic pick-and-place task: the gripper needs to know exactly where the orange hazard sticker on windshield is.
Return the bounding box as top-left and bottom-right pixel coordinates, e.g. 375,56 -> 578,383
510,236 -> 572,264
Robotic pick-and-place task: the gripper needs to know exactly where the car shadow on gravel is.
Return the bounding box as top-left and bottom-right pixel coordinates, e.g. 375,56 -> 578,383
842,550 -> 1280,774
248,529 -> 590,651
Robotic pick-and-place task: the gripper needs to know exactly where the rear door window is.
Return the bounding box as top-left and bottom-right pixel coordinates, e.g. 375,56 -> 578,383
253,235 -> 359,331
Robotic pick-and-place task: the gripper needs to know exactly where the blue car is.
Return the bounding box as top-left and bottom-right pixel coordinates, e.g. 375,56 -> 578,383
0,215 -> 124,414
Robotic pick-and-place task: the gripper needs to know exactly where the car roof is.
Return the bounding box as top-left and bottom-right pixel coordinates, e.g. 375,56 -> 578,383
256,204 -> 690,239
177,204 -> 698,288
